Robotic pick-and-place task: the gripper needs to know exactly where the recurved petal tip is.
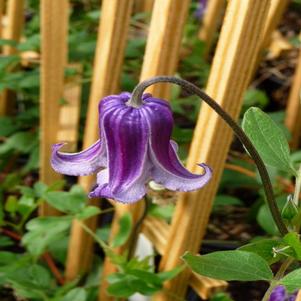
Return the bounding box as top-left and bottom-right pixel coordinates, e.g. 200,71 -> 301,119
51,139 -> 106,177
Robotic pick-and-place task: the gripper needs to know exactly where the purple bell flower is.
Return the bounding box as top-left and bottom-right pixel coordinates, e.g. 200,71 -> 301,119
269,286 -> 287,301
269,286 -> 297,301
51,93 -> 212,203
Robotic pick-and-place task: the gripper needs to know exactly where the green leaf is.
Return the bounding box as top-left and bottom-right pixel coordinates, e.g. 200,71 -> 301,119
243,89 -> 269,111
149,203 -> 175,221
239,238 -> 283,264
8,264 -> 52,289
157,265 -> 185,282
112,212 -> 133,248
257,196 -> 287,235
0,117 -> 18,136
5,195 -> 18,213
0,131 -> 37,154
62,288 -> 87,301
75,206 -> 101,220
283,232 -> 301,260
0,236 -> 14,247
210,292 -> 235,301
33,181 -> 48,198
43,185 -> 87,214
213,195 -> 243,211
242,107 -> 296,174
0,251 -> 19,265
182,250 -> 273,281
22,216 -> 72,256
280,268 -> 301,292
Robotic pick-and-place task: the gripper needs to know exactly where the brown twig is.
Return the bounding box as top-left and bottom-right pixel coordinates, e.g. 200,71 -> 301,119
225,163 -> 256,178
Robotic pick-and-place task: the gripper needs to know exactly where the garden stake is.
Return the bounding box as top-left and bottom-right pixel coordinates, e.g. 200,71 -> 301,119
285,47 -> 301,149
154,1 -> 272,299
39,0 -> 68,216
198,0 -> 226,58
0,0 -> 24,115
65,0 -> 134,282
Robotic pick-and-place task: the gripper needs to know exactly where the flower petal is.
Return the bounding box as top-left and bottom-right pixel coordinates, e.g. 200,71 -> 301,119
51,139 -> 106,176
150,141 -> 212,191
90,97 -> 151,203
141,97 -> 212,191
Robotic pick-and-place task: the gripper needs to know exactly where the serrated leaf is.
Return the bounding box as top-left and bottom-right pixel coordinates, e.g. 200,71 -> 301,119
242,107 -> 296,174
112,212 -> 133,248
22,216 -> 72,256
182,250 -> 273,281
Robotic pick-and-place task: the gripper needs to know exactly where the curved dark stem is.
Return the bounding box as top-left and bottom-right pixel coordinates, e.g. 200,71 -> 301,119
129,76 -> 288,236
127,197 -> 152,260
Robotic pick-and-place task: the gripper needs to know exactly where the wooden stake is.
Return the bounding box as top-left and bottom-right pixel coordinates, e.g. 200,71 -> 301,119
261,0 -> 290,48
285,48 -> 301,148
2,0 -> 24,55
134,0 -> 154,13
0,0 -> 4,39
57,64 -> 82,152
140,0 -> 191,98
65,0 -> 133,281
0,0 -> 24,116
296,290 -> 301,301
155,1 -> 271,300
198,0 -> 226,58
39,0 -> 68,216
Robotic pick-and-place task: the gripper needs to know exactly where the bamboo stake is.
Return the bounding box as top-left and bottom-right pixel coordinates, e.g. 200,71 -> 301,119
296,290 -> 301,301
155,1 -> 271,300
39,0 -> 68,216
285,48 -> 301,149
57,64 -> 82,152
65,0 -> 133,281
0,0 -> 4,40
2,0 -> 24,55
198,0 -> 226,58
0,0 -> 24,115
98,1 -> 191,299
134,0 -> 154,13
140,0 -> 191,98
261,0 -> 290,48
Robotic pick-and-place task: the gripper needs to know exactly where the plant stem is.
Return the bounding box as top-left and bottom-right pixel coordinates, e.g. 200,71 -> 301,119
261,258 -> 294,301
77,219 -> 110,252
129,76 -> 288,236
293,164 -> 301,207
127,197 -> 151,260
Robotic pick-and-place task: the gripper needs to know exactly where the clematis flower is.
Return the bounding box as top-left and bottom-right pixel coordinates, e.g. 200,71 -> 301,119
269,286 -> 297,301
51,92 -> 212,203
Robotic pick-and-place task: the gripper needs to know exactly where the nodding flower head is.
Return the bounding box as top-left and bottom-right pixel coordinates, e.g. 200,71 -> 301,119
51,92 -> 212,203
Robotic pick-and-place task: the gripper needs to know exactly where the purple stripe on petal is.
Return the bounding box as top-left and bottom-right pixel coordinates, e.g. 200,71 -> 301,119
51,139 -> 106,176
142,98 -> 212,191
90,102 -> 150,203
